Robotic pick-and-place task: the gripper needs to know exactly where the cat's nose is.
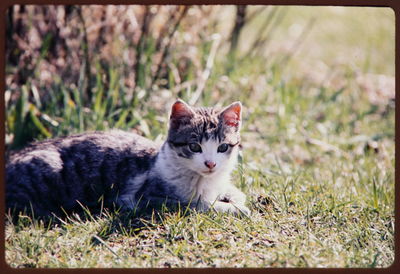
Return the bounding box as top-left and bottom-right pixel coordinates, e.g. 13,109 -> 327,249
204,160 -> 216,169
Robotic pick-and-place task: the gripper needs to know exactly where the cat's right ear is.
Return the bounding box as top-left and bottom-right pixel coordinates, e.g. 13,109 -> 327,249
170,99 -> 195,129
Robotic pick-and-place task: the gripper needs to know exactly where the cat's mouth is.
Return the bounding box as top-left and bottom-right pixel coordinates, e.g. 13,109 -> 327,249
201,169 -> 216,176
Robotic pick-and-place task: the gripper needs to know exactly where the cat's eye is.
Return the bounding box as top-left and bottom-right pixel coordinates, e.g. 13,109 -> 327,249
217,143 -> 229,153
189,143 -> 202,153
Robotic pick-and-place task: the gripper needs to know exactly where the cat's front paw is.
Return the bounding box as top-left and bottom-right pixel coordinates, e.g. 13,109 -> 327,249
212,201 -> 250,217
237,205 -> 251,217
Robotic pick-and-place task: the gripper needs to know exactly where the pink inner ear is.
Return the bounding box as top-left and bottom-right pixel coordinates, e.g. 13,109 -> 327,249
171,101 -> 193,119
222,103 -> 241,127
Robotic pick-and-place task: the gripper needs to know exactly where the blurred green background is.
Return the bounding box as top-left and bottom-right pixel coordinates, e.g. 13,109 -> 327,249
5,6 -> 394,149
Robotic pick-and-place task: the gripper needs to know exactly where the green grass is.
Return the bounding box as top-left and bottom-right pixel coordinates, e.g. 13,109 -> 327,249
5,6 -> 395,267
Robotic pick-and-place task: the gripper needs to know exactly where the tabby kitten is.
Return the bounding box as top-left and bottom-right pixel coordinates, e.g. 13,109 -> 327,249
6,99 -> 250,217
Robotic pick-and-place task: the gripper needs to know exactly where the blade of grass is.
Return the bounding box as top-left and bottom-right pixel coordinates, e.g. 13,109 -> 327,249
28,104 -> 52,138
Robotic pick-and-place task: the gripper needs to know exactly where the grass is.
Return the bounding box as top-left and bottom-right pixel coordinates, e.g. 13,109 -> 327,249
4,6 -> 395,267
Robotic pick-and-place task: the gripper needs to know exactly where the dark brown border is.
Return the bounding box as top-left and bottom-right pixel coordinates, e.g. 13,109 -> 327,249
0,0 -> 398,273
0,0 -> 398,6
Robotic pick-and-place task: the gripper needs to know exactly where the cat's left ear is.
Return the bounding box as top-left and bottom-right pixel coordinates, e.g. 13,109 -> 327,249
220,101 -> 242,129
170,99 -> 195,130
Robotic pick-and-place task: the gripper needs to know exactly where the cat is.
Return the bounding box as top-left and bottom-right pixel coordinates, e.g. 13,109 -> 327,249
6,99 -> 250,218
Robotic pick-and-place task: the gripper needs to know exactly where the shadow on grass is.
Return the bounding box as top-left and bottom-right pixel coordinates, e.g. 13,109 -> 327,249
5,200 -> 193,239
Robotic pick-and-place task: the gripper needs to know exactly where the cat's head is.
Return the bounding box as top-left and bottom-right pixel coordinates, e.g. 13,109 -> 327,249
167,99 -> 242,177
